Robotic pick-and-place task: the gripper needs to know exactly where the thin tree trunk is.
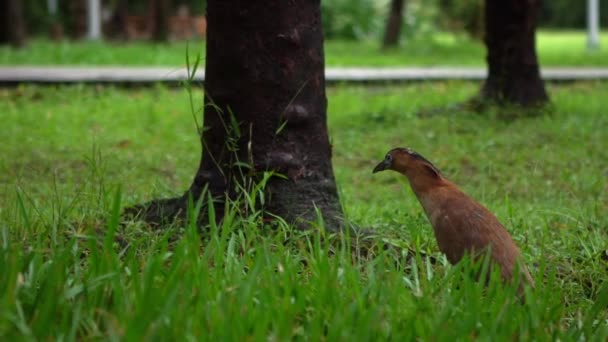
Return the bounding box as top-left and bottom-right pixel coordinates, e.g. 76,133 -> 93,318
107,0 -> 129,40
149,0 -> 170,41
127,0 -> 343,231
382,0 -> 405,49
69,0 -> 87,39
480,0 -> 548,106
0,0 -> 26,47
86,0 -> 102,40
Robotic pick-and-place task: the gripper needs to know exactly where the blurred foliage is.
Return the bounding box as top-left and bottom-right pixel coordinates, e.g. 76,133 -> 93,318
18,0 -> 608,40
437,0 -> 483,39
401,0 -> 440,40
321,0 -> 440,41
321,0 -> 383,40
436,0 -> 608,39
123,0 -> 206,14
24,0 -> 62,33
22,0 -> 207,36
539,0 -> 607,28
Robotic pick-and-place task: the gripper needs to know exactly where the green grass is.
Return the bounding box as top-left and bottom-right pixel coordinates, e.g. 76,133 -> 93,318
1,82 -> 608,339
1,30 -> 608,66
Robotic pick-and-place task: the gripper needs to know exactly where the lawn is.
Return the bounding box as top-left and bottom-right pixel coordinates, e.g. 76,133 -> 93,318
1,82 -> 607,339
0,31 -> 607,66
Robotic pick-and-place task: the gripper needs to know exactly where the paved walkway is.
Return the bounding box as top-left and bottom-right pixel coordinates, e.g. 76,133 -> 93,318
1,66 -> 608,84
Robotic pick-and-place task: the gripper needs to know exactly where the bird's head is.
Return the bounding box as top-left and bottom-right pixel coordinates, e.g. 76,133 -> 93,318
372,147 -> 441,179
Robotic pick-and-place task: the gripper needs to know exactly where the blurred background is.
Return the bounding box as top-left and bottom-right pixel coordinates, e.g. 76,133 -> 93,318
1,4 -> 607,337
1,0 -> 605,48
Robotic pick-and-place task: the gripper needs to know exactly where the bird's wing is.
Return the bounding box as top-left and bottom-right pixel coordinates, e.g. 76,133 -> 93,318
460,204 -> 522,276
435,199 -> 518,271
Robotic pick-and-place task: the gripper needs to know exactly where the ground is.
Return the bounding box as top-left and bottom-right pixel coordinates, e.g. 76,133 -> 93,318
1,81 -> 607,339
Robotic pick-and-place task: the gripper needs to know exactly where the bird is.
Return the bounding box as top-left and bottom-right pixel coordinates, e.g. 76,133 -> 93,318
372,147 -> 534,291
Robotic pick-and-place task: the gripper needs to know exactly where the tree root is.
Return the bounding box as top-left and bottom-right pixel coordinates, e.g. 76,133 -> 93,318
122,195 -> 190,229
417,95 -> 554,120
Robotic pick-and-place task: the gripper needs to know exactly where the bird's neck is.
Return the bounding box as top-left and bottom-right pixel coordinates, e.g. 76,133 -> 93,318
403,169 -> 445,195
403,171 -> 453,217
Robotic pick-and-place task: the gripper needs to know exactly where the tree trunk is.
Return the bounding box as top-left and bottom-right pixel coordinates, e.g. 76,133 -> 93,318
86,0 -> 102,40
106,0 -> 129,40
128,0 -> 343,231
382,0 -> 405,49
191,0 -> 343,230
69,0 -> 88,39
480,0 -> 548,106
149,0 -> 170,41
0,0 -> 26,47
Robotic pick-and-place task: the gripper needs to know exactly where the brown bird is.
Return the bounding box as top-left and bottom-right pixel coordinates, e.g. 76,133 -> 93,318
373,147 -> 534,290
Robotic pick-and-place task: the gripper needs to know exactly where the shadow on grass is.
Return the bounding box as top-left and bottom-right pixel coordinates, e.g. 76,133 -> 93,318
417,96 -> 556,121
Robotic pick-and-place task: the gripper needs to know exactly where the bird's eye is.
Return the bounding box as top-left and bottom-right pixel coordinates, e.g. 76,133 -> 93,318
385,154 -> 392,162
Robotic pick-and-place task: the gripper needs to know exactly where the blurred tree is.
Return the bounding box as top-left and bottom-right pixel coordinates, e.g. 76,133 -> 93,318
382,0 -> 405,48
586,0 -> 600,50
185,0 -> 207,14
480,0 -> 548,106
148,0 -> 171,41
129,0 -> 343,231
439,0 -> 607,34
438,0 -> 483,39
69,0 -> 87,39
0,0 -> 27,47
86,0 -> 102,40
321,0 -> 378,40
106,0 -> 129,40
539,0 -> 607,28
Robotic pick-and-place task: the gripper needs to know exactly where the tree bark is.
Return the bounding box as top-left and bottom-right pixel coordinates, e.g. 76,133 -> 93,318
0,0 -> 26,47
382,0 -> 405,49
128,0 -> 343,231
480,0 -> 548,106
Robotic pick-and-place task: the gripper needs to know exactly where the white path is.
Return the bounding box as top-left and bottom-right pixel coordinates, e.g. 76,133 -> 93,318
1,66 -> 608,84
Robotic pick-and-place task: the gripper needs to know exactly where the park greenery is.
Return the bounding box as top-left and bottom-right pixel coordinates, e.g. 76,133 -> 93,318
21,0 -> 608,40
1,81 -> 607,339
1,31 -> 607,67
2,1 -> 607,338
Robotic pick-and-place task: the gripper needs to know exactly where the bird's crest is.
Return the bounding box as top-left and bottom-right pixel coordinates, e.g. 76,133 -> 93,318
398,147 -> 442,177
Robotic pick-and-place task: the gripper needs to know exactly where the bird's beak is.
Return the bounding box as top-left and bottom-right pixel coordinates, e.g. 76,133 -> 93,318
372,160 -> 390,173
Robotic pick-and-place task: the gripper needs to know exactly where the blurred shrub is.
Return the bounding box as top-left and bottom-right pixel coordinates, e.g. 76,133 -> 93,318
321,0 -> 442,41
21,0 -> 606,40
122,0 -> 206,15
401,0 -> 440,40
437,0 -> 483,39
539,0 -> 608,28
321,0 -> 383,40
22,0 -> 208,37
23,0 -> 57,34
437,0 -> 608,34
